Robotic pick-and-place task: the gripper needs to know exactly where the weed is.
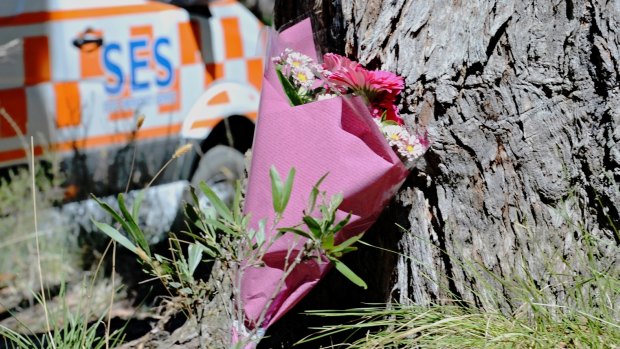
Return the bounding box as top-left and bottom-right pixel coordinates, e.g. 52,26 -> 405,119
0,280 -> 126,349
299,223 -> 620,348
94,166 -> 366,347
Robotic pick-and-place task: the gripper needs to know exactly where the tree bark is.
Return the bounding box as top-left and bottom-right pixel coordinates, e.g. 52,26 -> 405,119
264,0 -> 620,346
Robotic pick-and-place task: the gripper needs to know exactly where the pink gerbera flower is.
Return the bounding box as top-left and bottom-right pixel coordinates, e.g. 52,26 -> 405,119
322,53 -> 405,123
322,53 -> 361,73
369,70 -> 405,96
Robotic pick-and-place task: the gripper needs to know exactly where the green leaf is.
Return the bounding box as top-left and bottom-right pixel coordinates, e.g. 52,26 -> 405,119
319,203 -> 331,226
281,167 -> 296,213
331,258 -> 367,289
330,193 -> 344,210
201,245 -> 218,258
329,194 -> 344,224
329,212 -> 352,235
168,282 -> 182,289
203,218 -> 239,237
118,194 -> 149,255
179,287 -> 193,295
308,173 -> 329,214
232,180 -> 242,221
278,227 -> 314,240
276,67 -> 304,106
330,232 -> 363,254
249,219 -> 267,250
303,216 -> 323,238
92,195 -> 134,239
335,246 -> 357,255
132,190 -> 145,220
187,243 -> 203,277
92,220 -> 137,255
189,186 -> 200,208
322,234 -> 335,250
154,254 -> 169,263
270,166 -> 284,214
199,182 -> 233,222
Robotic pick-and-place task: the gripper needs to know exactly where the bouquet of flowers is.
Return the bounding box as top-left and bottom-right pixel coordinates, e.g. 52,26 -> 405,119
235,18 -> 428,345
272,48 -> 428,165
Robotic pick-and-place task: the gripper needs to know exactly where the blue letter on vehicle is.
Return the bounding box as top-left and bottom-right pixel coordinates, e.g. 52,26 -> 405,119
103,43 -> 124,95
129,39 -> 149,91
154,37 -> 173,88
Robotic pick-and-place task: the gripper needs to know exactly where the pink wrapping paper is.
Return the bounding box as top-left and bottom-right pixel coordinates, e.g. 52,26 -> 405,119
239,18 -> 409,340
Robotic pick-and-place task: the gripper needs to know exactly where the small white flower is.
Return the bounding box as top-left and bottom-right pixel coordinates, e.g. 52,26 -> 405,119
272,48 -> 294,65
382,124 -> 407,147
285,51 -> 313,69
291,66 -> 315,89
317,93 -> 338,101
373,118 -> 429,165
396,134 -> 426,162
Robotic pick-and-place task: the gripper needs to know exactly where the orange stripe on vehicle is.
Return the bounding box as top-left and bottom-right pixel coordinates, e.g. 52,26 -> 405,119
0,88 -> 27,138
159,69 -> 180,113
24,36 -> 51,85
205,69 -> 214,86
178,21 -> 200,65
51,123 -> 182,153
110,110 -> 133,120
130,25 -> 153,38
55,82 -> 81,128
191,118 -> 222,130
205,63 -> 224,85
190,20 -> 202,52
0,3 -> 178,27
207,91 -> 230,106
246,58 -> 263,90
246,111 -> 258,120
0,146 -> 44,162
79,30 -> 104,78
0,124 -> 183,163
221,17 -> 243,59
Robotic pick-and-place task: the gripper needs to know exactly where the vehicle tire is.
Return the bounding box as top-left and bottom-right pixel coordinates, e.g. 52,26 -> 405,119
189,145 -> 245,212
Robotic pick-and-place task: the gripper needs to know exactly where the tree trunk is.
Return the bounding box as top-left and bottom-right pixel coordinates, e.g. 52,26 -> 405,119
262,0 -> 620,346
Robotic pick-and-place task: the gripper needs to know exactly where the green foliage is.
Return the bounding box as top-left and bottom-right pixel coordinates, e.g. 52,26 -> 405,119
269,165 -> 295,216
92,166 -> 367,337
0,281 -> 125,349
279,175 -> 366,289
276,67 -> 305,106
300,227 -> 620,348
300,301 -> 619,348
0,165 -> 79,299
91,194 -> 150,257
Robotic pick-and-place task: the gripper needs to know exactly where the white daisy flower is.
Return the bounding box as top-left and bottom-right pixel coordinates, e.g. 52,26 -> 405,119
382,124 -> 407,147
396,134 -> 426,162
291,66 -> 315,89
285,51 -> 313,69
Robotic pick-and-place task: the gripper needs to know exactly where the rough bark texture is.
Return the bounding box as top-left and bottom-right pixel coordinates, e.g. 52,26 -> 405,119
263,0 -> 620,346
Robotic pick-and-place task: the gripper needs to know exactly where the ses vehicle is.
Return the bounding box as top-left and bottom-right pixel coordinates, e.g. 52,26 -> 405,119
0,0 -> 265,235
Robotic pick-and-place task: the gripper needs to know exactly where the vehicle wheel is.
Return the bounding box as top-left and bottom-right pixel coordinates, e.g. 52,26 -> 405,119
189,145 -> 245,212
